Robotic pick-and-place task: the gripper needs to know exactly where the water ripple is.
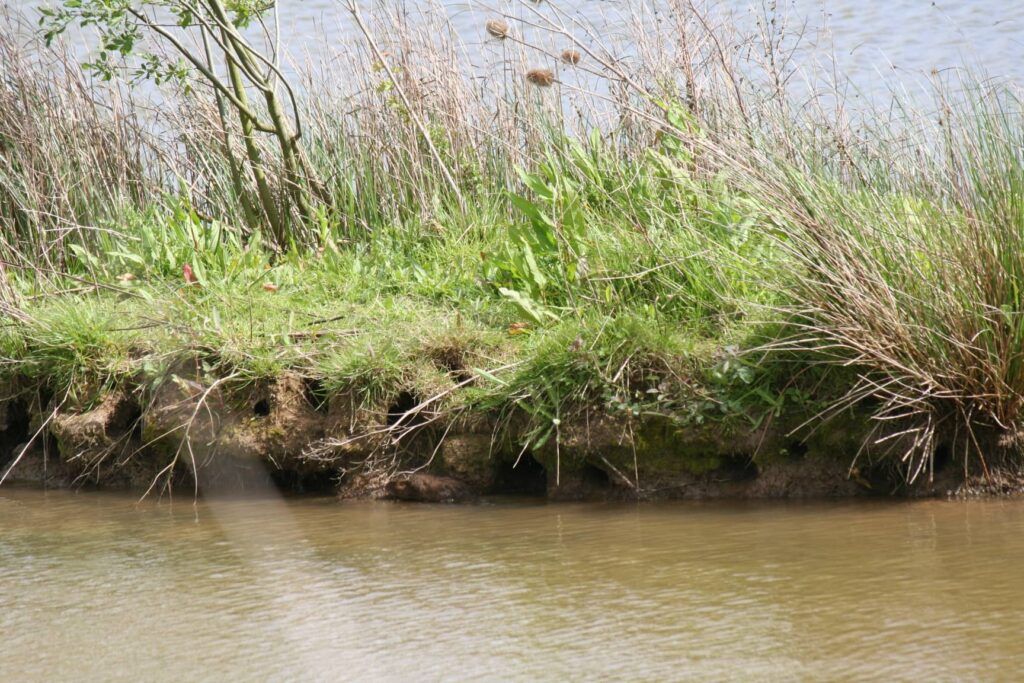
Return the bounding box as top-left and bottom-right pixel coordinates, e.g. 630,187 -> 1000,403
2,491 -> 1024,680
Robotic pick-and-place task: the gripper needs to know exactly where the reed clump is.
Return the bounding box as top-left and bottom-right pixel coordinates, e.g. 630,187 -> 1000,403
735,91 -> 1024,480
0,24 -> 163,270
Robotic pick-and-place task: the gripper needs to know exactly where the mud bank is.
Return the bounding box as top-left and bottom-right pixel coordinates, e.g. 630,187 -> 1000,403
0,370 -> 1014,502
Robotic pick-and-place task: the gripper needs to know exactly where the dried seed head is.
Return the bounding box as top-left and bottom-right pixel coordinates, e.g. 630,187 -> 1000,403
526,68 -> 555,87
560,49 -> 581,65
485,19 -> 510,39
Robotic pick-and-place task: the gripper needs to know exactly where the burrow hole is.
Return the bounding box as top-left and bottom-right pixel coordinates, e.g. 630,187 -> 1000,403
491,452 -> 548,495
715,453 -> 760,482
253,398 -> 271,417
386,391 -> 422,427
581,462 -> 612,489
0,399 -> 30,462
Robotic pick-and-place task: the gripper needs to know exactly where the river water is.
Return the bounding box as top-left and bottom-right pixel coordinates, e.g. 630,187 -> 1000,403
3,486 -> 1024,680
290,0 -> 1024,83
15,1 -> 1024,94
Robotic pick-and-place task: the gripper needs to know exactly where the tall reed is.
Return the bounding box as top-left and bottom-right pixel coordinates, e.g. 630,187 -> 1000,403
0,17 -> 162,271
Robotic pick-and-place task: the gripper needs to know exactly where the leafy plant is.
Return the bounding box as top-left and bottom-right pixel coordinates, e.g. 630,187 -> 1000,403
40,0 -> 324,248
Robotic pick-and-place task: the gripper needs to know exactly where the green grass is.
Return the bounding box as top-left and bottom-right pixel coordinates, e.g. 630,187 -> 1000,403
1,128 -> 778,449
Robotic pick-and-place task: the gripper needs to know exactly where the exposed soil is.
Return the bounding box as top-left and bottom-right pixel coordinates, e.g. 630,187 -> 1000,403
0,372 -> 1019,502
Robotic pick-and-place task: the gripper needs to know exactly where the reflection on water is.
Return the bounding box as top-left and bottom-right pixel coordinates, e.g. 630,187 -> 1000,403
2,487 -> 1024,680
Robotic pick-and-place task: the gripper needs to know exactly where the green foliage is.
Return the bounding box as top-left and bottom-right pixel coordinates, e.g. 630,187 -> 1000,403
12,299 -> 139,398
39,0 -> 271,83
483,135 -> 775,332
68,199 -> 266,285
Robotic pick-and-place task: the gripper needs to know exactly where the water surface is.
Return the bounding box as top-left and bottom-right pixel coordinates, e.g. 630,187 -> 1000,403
307,0 -> 1024,84
2,487 -> 1024,680
17,0 -> 1024,93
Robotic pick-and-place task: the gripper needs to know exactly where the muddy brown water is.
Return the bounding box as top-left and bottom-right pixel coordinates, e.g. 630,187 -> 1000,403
2,487 -> 1024,680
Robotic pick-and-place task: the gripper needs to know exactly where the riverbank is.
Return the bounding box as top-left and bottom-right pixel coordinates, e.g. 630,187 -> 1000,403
3,5 -> 1024,500
0,285 -> 1015,502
